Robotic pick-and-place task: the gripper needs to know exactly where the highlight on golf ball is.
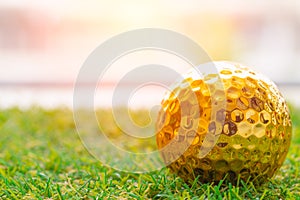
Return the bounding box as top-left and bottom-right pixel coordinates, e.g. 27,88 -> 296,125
156,61 -> 292,184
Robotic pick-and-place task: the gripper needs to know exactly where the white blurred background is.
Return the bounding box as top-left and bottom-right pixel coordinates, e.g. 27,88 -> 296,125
0,0 -> 300,108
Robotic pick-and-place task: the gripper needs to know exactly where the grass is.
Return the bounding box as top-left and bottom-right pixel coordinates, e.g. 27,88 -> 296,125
0,106 -> 299,199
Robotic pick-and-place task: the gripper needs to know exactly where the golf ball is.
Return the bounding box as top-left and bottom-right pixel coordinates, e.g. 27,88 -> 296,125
156,61 -> 292,184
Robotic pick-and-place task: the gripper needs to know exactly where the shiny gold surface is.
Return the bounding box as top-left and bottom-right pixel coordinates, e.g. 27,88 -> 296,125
156,62 -> 292,184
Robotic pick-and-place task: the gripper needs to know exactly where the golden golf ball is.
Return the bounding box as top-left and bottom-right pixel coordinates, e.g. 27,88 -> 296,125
156,61 -> 292,184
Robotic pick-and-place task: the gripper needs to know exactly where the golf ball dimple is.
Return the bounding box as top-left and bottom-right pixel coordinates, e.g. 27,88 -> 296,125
156,61 -> 292,184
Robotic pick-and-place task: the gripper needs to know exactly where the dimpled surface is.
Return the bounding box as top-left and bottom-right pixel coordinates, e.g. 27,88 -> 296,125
156,61 -> 292,184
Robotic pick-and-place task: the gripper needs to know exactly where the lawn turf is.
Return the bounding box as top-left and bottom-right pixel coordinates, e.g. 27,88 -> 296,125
0,106 -> 299,199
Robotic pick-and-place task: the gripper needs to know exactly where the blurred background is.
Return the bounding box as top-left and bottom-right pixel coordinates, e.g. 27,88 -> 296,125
0,0 -> 300,108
